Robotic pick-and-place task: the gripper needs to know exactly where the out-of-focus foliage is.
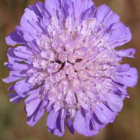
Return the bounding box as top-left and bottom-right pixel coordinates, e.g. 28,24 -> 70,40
0,0 -> 140,140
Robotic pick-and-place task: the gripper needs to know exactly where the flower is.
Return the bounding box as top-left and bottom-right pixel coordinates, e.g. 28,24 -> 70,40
3,0 -> 138,137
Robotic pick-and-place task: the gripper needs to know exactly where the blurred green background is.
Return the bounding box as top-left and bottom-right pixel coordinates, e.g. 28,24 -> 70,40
0,0 -> 140,140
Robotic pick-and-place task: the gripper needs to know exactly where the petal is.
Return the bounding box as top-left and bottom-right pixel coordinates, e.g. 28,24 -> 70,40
114,67 -> 138,87
27,101 -> 45,126
107,24 -> 132,48
61,0 -> 73,16
47,109 -> 66,137
28,41 -> 40,52
14,79 -> 32,97
116,64 -> 130,72
15,26 -> 36,42
3,70 -> 26,83
114,88 -> 128,100
29,2 -> 46,18
4,62 -> 29,71
8,93 -> 23,104
117,48 -> 136,58
103,9 -> 120,27
45,0 -> 61,17
94,103 -> 117,124
47,111 -> 59,130
20,9 -> 43,34
95,4 -> 110,24
73,109 -> 98,137
5,31 -> 26,46
92,113 -> 105,131
107,23 -> 127,43
72,0 -> 83,18
71,0 -> 94,19
25,92 -> 41,116
6,48 -> 23,64
35,2 -> 50,18
27,88 -> 40,95
40,17 -> 51,33
72,0 -> 95,19
104,93 -> 123,112
14,46 -> 32,59
8,84 -> 15,91
80,0 -> 95,20
66,114 -> 74,134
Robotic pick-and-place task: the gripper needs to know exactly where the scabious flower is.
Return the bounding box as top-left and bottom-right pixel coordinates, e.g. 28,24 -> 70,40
3,0 -> 138,137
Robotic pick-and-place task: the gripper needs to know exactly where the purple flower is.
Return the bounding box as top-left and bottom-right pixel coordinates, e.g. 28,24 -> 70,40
3,0 -> 138,137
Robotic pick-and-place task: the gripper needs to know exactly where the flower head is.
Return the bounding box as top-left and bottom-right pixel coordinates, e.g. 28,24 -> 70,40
3,0 -> 138,137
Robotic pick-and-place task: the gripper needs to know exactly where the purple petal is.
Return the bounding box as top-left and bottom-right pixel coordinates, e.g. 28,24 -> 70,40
110,25 -> 132,48
20,10 -> 43,35
29,2 -> 44,18
47,109 -> 66,137
116,64 -> 130,72
8,84 -> 15,91
103,10 -> 120,27
40,17 -> 51,34
92,113 -> 105,130
8,93 -> 23,104
4,62 -> 29,71
47,110 -> 59,128
80,0 -> 95,20
6,48 -> 23,64
115,67 -> 138,87
45,0 -> 61,17
114,86 -> 129,99
73,110 -> 99,137
104,94 -> 123,112
14,46 -> 32,59
73,0 -> 95,19
25,93 -> 41,116
117,48 -> 136,58
14,79 -> 32,97
15,26 -> 36,42
5,31 -> 26,46
95,4 -> 110,24
3,70 -> 26,83
94,103 -> 117,124
62,0 -> 73,16
66,115 -> 74,134
27,41 -> 40,52
27,101 -> 45,126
